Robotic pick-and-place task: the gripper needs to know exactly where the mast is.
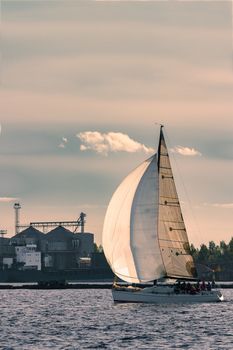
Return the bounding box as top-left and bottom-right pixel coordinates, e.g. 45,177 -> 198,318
157,124 -> 164,172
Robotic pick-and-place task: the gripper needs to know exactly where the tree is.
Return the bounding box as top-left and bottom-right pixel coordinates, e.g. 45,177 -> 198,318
191,237 -> 233,281
93,243 -> 99,252
198,244 -> 209,263
228,237 -> 233,254
93,243 -> 103,253
190,244 -> 198,259
98,244 -> 103,253
220,240 -> 227,255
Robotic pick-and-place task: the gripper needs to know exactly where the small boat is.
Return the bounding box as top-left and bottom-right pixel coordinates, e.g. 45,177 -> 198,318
102,126 -> 224,303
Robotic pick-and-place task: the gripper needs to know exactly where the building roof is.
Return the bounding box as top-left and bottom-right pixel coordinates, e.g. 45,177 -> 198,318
11,226 -> 44,240
45,226 -> 74,241
0,237 -> 11,245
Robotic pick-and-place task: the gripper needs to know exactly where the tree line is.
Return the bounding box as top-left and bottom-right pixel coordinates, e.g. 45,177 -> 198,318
190,237 -> 233,281
94,239 -> 233,281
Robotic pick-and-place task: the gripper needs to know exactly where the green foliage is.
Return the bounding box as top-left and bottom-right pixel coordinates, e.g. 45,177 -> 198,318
93,243 -> 103,253
93,243 -> 99,252
191,237 -> 233,281
198,244 -> 209,263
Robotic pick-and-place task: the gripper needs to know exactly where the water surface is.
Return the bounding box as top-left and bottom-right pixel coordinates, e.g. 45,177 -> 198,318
0,289 -> 232,349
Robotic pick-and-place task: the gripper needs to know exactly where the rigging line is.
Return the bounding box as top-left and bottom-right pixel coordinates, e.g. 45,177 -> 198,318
162,128 -> 203,247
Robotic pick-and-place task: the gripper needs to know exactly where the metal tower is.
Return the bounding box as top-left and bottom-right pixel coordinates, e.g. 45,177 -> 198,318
14,202 -> 21,235
80,212 -> 86,234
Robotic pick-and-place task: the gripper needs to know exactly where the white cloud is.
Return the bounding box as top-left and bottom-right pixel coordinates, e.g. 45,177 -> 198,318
212,203 -> 233,209
203,202 -> 233,209
170,146 -> 202,156
0,197 -> 19,203
58,137 -> 68,148
77,131 -> 154,155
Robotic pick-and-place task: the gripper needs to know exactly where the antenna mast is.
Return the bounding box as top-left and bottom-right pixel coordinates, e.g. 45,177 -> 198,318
14,202 -> 21,235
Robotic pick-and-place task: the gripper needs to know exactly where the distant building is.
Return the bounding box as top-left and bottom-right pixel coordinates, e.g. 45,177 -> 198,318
41,226 -> 94,270
73,232 -> 94,258
0,237 -> 15,269
25,245 -> 41,271
42,226 -> 77,270
2,257 -> 13,269
15,244 -> 41,270
8,225 -> 94,272
10,226 -> 45,248
15,246 -> 27,263
91,252 -> 109,269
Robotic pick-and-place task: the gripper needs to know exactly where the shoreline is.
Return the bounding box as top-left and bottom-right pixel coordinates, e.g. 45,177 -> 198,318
0,282 -> 232,290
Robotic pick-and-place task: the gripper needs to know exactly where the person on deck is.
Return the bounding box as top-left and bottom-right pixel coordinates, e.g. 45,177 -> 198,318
174,281 -> 181,294
201,280 -> 206,291
186,282 -> 192,294
181,281 -> 186,293
195,280 -> 200,293
207,281 -> 211,291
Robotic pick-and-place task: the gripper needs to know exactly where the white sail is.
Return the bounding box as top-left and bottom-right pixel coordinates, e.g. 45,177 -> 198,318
102,155 -> 165,283
102,127 -> 196,284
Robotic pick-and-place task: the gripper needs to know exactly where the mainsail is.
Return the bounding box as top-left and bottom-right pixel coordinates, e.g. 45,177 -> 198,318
157,128 -> 196,279
102,127 -> 196,283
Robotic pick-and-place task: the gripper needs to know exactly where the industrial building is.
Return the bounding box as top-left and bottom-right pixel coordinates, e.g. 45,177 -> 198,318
0,236 -> 15,269
41,226 -> 94,270
0,204 -> 113,282
1,206 -> 94,271
11,226 -> 45,247
10,226 -> 94,271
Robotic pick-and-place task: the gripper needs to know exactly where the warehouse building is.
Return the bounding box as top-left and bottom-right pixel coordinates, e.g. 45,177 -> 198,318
10,225 -> 94,271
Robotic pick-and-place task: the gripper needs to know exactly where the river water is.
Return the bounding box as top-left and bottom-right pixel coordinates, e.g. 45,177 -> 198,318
0,288 -> 232,349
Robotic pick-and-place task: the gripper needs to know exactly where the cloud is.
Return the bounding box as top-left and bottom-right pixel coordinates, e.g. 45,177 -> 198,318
203,202 -> 233,209
212,203 -> 233,209
0,197 -> 19,203
77,131 -> 154,155
58,137 -> 68,149
170,146 -> 202,156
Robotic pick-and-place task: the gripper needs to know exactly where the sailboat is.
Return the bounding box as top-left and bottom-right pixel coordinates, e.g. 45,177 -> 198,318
102,126 -> 224,303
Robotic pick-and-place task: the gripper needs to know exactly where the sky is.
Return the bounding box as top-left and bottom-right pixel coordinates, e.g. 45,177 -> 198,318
0,0 -> 232,247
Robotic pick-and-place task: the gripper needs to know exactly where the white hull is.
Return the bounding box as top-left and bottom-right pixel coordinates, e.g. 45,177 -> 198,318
112,288 -> 224,304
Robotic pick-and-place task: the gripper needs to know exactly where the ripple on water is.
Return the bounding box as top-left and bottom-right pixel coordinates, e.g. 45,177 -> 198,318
0,289 -> 232,349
